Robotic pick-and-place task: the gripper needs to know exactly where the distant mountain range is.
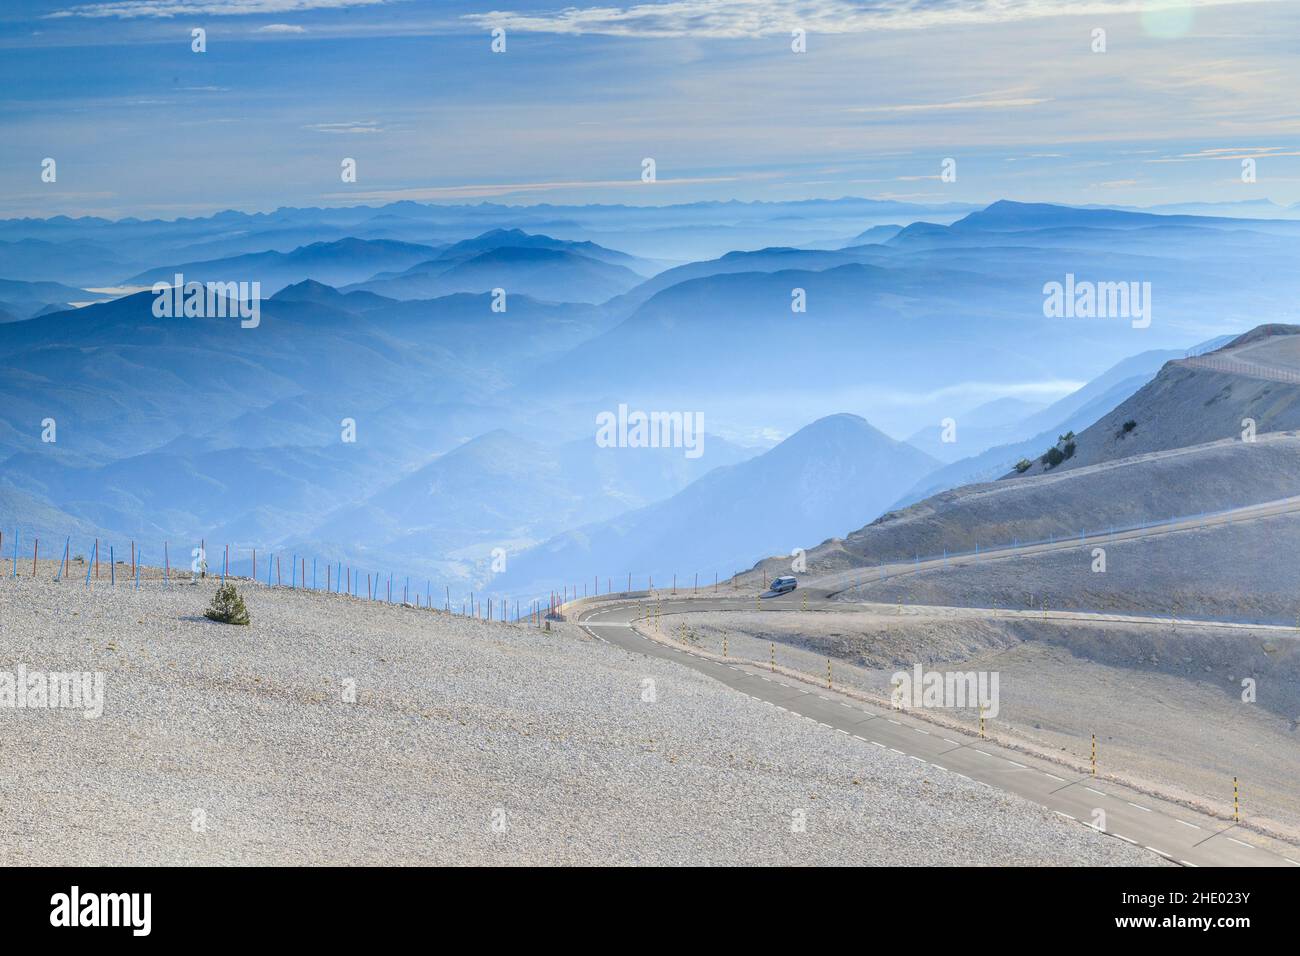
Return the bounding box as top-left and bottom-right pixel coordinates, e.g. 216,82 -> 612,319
495,414 -> 939,594
5,198 -> 1299,600
125,238 -> 444,295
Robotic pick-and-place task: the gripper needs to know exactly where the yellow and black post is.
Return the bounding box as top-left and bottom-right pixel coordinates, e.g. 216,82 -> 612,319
1091,733 -> 1097,777
1234,776 -> 1239,822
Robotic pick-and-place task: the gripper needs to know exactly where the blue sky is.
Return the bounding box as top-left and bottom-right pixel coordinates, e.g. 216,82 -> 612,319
2,0 -> 1299,218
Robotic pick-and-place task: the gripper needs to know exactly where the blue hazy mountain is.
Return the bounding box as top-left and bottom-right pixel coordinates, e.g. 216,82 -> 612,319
892,346 -> 1188,505
494,414 -> 940,595
6,197 -> 1300,596
905,396 -> 1048,463
431,228 -> 656,274
125,238 -> 444,294
0,278 -> 112,319
349,245 -> 646,304
303,428 -> 761,576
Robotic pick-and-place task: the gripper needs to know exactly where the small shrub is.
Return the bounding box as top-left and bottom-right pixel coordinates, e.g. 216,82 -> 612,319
1062,440 -> 1077,460
1043,446 -> 1065,468
1058,431 -> 1075,443
1014,458 -> 1032,473
1121,419 -> 1137,434
204,582 -> 250,625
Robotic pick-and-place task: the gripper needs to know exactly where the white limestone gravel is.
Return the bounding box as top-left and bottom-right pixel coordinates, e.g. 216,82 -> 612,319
0,572 -> 1161,866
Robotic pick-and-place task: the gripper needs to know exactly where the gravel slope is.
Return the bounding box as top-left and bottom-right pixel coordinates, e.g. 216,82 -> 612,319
669,607 -> 1300,837
0,573 -> 1157,866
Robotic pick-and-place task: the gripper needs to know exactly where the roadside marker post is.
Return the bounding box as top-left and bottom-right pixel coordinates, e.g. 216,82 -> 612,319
1234,776 -> 1239,822
110,546 -> 115,586
770,642 -> 775,672
979,706 -> 986,739
723,636 -> 728,658
826,659 -> 832,689
32,538 -> 38,577
1091,733 -> 1096,776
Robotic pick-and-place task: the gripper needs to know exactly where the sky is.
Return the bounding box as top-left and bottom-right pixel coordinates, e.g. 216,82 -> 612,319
2,0 -> 1300,218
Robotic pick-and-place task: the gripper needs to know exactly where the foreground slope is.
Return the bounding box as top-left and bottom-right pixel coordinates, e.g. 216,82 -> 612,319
0,573 -> 1153,866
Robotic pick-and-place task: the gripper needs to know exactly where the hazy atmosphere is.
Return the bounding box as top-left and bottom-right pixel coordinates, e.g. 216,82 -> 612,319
1,0 -> 1296,906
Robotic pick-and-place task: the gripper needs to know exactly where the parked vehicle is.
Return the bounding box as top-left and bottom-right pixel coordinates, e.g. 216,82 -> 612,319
770,575 -> 798,594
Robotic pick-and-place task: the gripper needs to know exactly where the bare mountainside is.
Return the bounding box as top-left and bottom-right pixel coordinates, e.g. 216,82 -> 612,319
754,431 -> 1300,578
752,325 -> 1300,578
0,572 -> 1153,866
1015,324 -> 1300,477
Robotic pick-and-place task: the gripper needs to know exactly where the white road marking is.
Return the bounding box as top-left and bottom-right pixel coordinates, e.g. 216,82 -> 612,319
1042,772 -> 1065,782
1115,834 -> 1138,845
1175,819 -> 1201,830
973,750 -> 993,757
1005,761 -> 1027,769
1127,802 -> 1152,812
1085,787 -> 1105,797
871,741 -> 885,748
1226,838 -> 1254,849
889,748 -> 906,755
1146,846 -> 1172,858
1180,860 -> 1198,867
913,729 -> 930,735
1054,811 -> 1076,821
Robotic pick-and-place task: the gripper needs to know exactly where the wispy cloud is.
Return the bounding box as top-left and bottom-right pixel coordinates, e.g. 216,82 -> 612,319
847,96 -> 1049,114
257,23 -> 306,33
461,0 -> 1278,39
304,121 -> 384,134
322,175 -> 743,202
47,0 -> 384,20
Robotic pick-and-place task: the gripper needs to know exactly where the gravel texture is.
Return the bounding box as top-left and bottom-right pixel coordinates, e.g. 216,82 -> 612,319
0,571 -> 1159,865
669,606 -> 1300,839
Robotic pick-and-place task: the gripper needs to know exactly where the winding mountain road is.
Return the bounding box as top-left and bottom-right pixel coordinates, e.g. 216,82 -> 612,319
572,494 -> 1300,867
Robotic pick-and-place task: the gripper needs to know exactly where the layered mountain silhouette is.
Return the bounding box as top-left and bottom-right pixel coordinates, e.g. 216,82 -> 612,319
495,414 -> 938,594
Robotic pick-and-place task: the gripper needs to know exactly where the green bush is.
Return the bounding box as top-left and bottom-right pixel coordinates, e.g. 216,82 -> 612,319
1014,458 -> 1032,473
1043,446 -> 1065,468
1121,419 -> 1137,435
204,582 -> 251,626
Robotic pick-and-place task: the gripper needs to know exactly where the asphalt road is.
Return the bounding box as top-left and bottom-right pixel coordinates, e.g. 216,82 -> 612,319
578,593 -> 1296,867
